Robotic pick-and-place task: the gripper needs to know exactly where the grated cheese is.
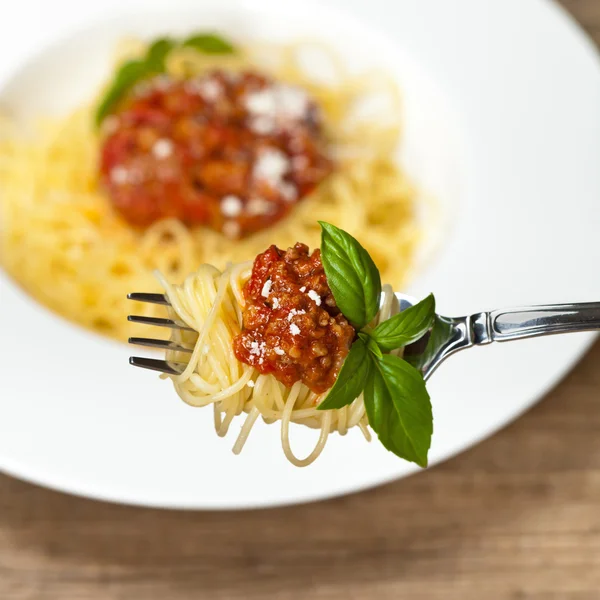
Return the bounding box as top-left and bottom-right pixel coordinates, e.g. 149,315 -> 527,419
307,290 -> 322,306
280,182 -> 298,203
220,195 -> 243,218
198,78 -> 222,102
261,279 -> 272,298
185,77 -> 223,102
152,138 -> 174,159
110,166 -> 129,185
246,197 -> 275,216
249,341 -> 267,357
244,83 -> 309,123
250,116 -> 276,136
252,149 -> 289,187
287,308 -> 306,321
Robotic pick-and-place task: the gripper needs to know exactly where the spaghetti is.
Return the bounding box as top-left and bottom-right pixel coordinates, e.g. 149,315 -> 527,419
159,261 -> 399,467
0,39 -> 420,341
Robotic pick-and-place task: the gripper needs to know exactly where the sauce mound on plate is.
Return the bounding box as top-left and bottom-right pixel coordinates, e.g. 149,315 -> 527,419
233,243 -> 356,394
100,70 -> 332,238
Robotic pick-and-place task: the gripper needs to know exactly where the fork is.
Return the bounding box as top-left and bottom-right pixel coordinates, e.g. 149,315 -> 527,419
127,292 -> 600,380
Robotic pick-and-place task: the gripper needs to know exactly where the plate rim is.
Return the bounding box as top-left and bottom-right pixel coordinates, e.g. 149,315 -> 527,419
1,0 -> 599,509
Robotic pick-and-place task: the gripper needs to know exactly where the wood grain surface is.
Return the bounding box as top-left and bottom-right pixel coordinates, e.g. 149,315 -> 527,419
2,2 -> 600,598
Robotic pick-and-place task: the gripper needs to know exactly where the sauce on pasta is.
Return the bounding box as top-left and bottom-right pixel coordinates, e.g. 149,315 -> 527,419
233,243 -> 355,393
100,70 -> 332,237
0,37 -> 420,343
157,240 -> 400,466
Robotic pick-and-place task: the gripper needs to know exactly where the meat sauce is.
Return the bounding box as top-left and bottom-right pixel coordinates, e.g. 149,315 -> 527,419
99,71 -> 332,237
233,243 -> 356,394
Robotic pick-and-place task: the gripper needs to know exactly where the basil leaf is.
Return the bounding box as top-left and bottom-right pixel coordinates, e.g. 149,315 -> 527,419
363,354 -> 433,467
182,33 -> 235,54
319,222 -> 382,329
404,315 -> 455,373
146,37 -> 176,71
95,59 -> 150,126
372,294 -> 436,351
95,31 -> 234,126
358,332 -> 383,359
317,338 -> 371,411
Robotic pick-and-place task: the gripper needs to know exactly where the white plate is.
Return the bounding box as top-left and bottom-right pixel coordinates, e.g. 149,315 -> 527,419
1,0 -> 599,509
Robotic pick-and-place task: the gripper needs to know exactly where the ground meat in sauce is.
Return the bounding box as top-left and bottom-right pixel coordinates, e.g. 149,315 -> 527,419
233,243 -> 356,394
99,70 -> 333,237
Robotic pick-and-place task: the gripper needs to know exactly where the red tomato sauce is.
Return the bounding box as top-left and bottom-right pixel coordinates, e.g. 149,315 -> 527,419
99,71 -> 332,237
233,243 -> 356,394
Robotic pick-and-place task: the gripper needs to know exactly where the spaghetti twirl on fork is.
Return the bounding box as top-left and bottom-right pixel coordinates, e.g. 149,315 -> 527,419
139,223 -> 435,467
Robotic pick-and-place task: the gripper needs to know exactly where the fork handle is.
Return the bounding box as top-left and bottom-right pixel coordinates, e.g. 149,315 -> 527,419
473,302 -> 600,344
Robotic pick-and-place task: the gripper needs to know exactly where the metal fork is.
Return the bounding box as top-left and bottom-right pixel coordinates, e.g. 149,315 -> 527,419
127,292 -> 600,380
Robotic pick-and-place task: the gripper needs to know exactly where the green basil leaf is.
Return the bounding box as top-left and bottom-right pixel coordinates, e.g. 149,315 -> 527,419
95,59 -> 151,126
319,222 -> 382,329
358,332 -> 383,359
372,294 -> 436,351
363,354 -> 433,467
182,33 -> 235,54
95,32 -> 235,126
317,338 -> 371,411
146,37 -> 176,71
404,315 -> 454,373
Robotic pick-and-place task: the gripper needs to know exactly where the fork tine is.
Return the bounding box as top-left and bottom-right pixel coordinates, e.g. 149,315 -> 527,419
129,356 -> 186,375
129,337 -> 194,353
127,292 -> 170,305
127,315 -> 193,331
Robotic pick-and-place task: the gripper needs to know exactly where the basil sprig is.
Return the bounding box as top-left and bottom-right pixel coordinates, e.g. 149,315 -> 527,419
95,59 -> 152,126
318,338 -> 371,411
371,294 -> 435,351
183,33 -> 235,54
95,32 -> 235,126
145,38 -> 176,71
316,223 -> 435,467
405,315 -> 454,372
364,355 -> 433,468
319,221 -> 381,328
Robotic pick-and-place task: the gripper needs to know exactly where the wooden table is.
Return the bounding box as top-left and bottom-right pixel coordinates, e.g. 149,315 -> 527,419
2,2 -> 600,598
